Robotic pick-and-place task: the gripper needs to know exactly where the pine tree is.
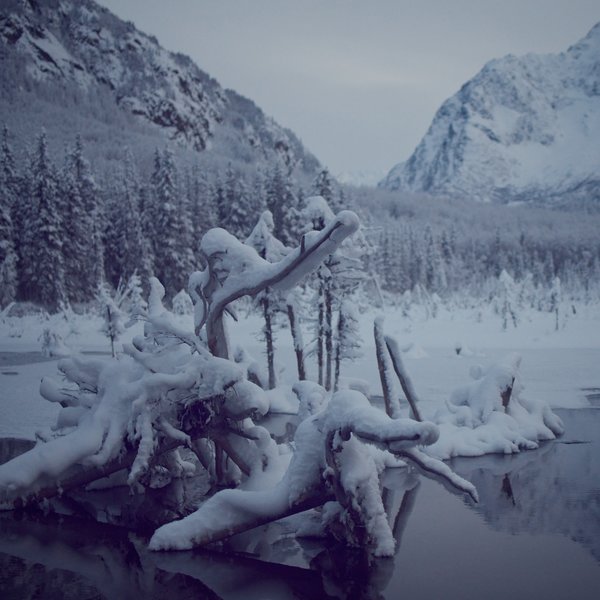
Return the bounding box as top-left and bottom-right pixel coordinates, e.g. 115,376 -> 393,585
266,161 -> 299,245
246,210 -> 289,389
21,131 -> 66,310
187,165 -> 216,241
223,164 -> 251,239
0,126 -> 17,306
150,147 -> 194,296
334,300 -> 362,391
60,136 -> 101,302
105,151 -> 153,288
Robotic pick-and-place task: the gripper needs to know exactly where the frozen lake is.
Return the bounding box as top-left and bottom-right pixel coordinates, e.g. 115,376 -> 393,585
0,408 -> 599,599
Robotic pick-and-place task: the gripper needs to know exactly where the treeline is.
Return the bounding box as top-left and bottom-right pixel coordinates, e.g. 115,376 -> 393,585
2,126 -> 599,314
0,126 -> 343,310
355,188 -> 600,303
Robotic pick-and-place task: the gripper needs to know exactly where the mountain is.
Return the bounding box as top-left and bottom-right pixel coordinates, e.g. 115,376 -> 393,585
380,23 -> 600,204
0,0 -> 320,176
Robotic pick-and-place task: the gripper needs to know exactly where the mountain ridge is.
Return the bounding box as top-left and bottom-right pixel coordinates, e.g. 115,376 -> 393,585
379,23 -> 600,204
0,0 -> 320,176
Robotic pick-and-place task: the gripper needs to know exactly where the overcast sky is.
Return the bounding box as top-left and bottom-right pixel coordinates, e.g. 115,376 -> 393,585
97,0 -> 599,178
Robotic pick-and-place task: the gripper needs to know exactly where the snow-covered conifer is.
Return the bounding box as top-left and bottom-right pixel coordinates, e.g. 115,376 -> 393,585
0,126 -> 17,306
20,131 -> 66,310
60,136 -> 102,302
266,161 -> 300,245
246,210 -> 289,388
150,147 -> 194,296
548,276 -> 562,331
334,300 -> 363,390
223,164 -> 252,239
496,270 -> 519,330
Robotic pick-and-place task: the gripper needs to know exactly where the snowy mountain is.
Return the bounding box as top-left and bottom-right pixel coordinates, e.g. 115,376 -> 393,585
0,0 -> 320,176
380,23 -> 600,204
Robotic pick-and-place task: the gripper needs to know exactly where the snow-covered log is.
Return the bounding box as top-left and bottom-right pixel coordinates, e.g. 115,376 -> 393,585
373,317 -> 400,418
385,334 -> 423,422
149,389 -> 476,555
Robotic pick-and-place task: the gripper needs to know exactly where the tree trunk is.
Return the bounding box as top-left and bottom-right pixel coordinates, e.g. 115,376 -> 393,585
324,283 -> 333,391
333,309 -> 344,392
206,313 -> 229,359
287,302 -> 306,381
317,280 -> 324,386
263,293 -> 276,389
374,318 -> 399,418
384,335 -> 422,422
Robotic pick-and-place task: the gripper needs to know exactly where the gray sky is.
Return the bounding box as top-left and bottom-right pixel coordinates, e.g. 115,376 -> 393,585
97,0 -> 599,178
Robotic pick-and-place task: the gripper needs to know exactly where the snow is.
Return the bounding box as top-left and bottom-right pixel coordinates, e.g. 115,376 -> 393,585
380,22 -> 600,201
0,292 -> 598,551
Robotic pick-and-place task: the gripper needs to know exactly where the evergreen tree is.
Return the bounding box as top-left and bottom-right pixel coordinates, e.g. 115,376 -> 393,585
223,164 -> 251,239
150,147 -> 194,296
106,151 -> 153,287
60,136 -> 101,302
0,126 -> 17,306
266,161 -> 299,245
246,210 -> 290,389
334,300 -> 363,391
312,168 -> 335,207
187,165 -> 216,241
21,131 -> 66,310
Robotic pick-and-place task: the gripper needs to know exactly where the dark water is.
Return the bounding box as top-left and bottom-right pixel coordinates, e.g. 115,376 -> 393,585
1,409 -> 599,599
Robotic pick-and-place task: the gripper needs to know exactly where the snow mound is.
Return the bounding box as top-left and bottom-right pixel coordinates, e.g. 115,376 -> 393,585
428,353 -> 564,459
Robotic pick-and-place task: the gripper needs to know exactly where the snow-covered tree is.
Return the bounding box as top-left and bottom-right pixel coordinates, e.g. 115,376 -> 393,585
149,147 -> 195,296
266,161 -> 300,246
20,131 -> 66,310
60,136 -> 102,302
97,283 -> 125,357
115,150 -> 153,285
496,270 -> 519,330
222,164 -> 252,239
245,210 -> 290,388
303,196 -> 369,390
0,126 -> 17,307
548,276 -> 562,331
333,300 -> 362,390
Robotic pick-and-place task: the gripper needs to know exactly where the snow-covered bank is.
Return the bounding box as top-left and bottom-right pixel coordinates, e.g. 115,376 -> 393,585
1,299 -> 599,443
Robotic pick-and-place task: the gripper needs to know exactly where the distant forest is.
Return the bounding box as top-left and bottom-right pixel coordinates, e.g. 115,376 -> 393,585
1,126 -> 599,312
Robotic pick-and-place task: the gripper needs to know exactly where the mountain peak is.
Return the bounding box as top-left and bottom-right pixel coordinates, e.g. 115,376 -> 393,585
380,23 -> 600,204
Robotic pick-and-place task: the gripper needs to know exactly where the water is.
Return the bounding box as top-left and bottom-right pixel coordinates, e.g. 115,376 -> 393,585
1,409 -> 599,599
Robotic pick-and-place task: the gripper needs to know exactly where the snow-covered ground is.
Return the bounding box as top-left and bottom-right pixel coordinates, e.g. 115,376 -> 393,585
1,300 -> 598,441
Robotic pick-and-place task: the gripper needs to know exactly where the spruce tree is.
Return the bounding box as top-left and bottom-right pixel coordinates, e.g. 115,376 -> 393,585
106,151 -> 153,287
0,126 -> 17,306
60,136 -> 100,302
21,131 -> 66,310
150,147 -> 193,296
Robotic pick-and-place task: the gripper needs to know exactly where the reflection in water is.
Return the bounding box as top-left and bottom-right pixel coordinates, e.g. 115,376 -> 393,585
0,469 -> 420,599
450,408 -> 600,562
1,409 -> 599,598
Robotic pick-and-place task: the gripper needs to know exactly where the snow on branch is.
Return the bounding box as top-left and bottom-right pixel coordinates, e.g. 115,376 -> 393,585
195,210 -> 360,357
149,389 -> 476,555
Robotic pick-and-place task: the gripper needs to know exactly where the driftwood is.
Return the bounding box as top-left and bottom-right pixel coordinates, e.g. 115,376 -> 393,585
384,335 -> 423,422
501,377 -> 515,410
373,318 -> 400,418
6,436 -> 184,510
286,301 -> 306,381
